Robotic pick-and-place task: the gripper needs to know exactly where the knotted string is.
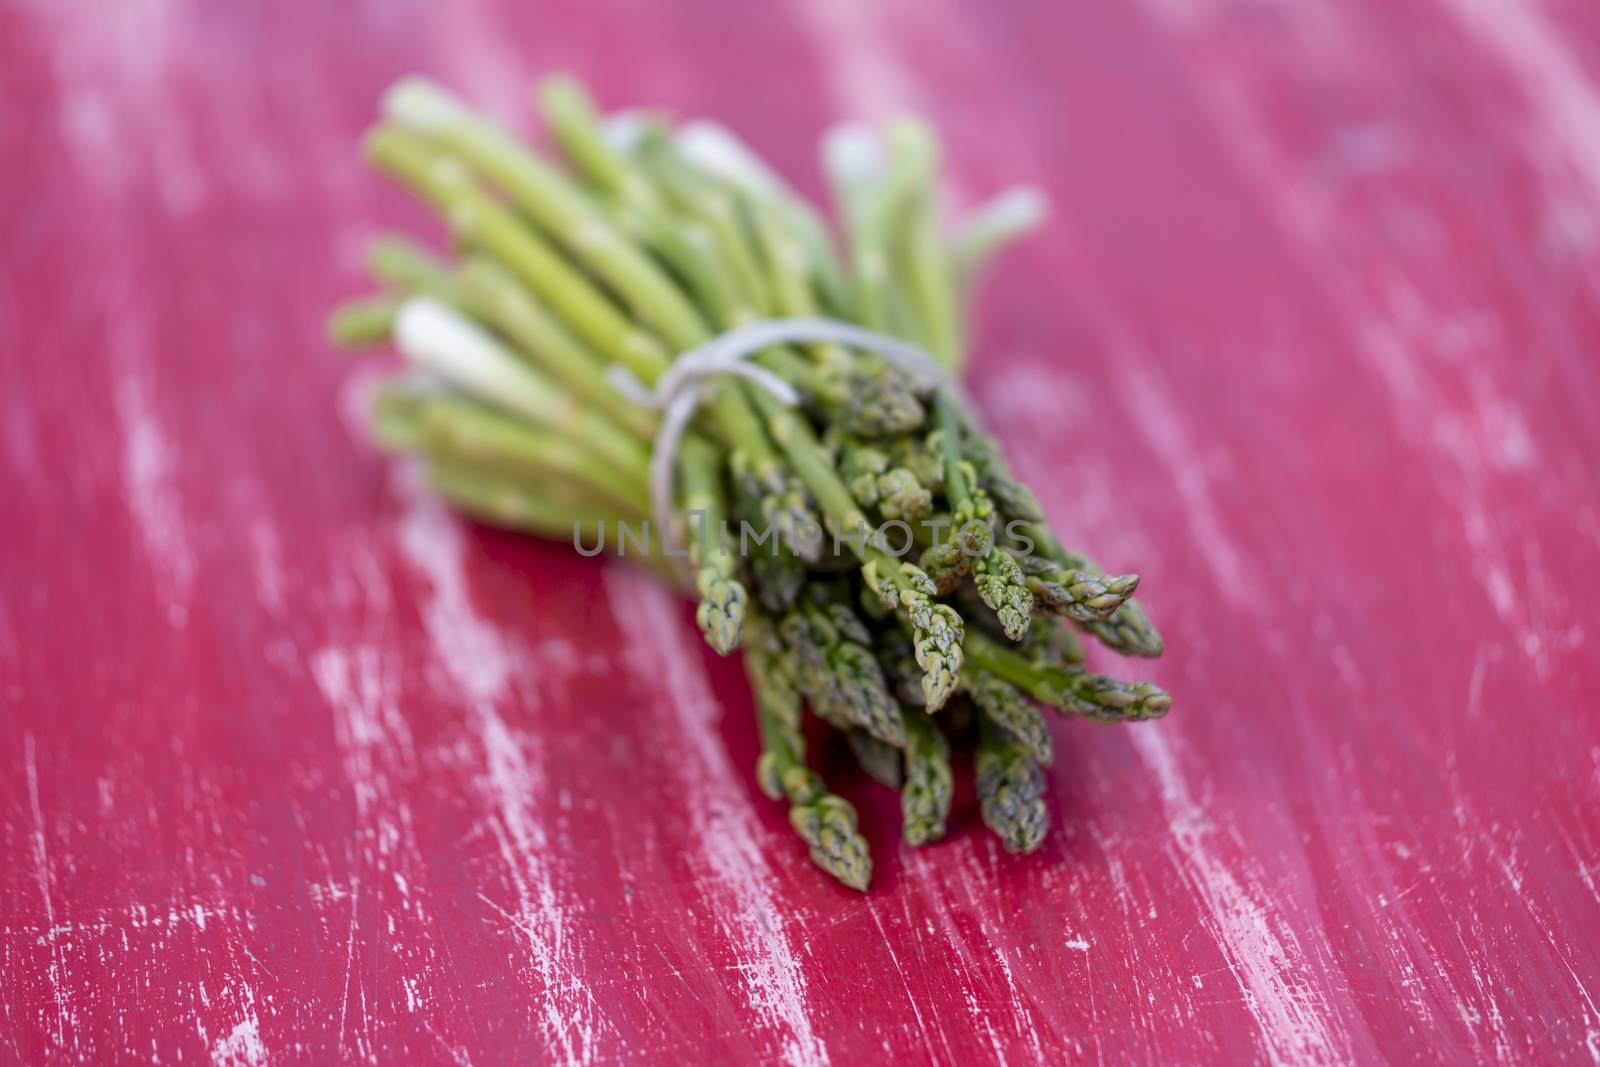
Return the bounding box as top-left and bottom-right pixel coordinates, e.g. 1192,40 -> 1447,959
607,317 -> 960,570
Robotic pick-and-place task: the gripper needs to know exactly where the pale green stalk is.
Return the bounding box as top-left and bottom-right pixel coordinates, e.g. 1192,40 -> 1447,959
384,88 -> 809,532
413,391 -> 648,514
633,135 -> 774,313
390,296 -> 650,483
364,123 -> 794,508
424,460 -> 676,590
887,119 -> 959,366
366,234 -> 461,299
328,293 -> 402,348
678,435 -> 746,655
951,186 -> 1048,292
363,125 -> 670,383
824,123 -> 900,334
363,234 -> 657,442
536,75 -> 652,207
678,118 -> 851,314
370,381 -> 647,514
454,256 -> 658,441
385,78 -> 713,349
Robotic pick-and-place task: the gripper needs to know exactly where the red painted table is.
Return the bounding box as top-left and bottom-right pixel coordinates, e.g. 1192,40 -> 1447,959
4,1 -> 1599,1063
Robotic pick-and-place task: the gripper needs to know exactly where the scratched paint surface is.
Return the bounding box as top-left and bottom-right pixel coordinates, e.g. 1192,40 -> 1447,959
2,0 -> 1598,1063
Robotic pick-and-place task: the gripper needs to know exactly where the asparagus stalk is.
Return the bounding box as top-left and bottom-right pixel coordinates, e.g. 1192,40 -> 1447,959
975,714 -> 1049,854
366,233 -> 460,298
964,668 -> 1052,767
960,421 -> 1045,524
357,233 -> 661,446
747,623 -> 872,891
383,83 -> 820,551
391,297 -> 651,484
847,730 -> 904,789
932,393 -> 1033,640
536,75 -> 658,213
824,123 -> 901,336
385,78 -> 712,348
678,118 -> 852,316
364,125 -> 670,382
887,119 -> 960,367
730,472 -> 807,614
964,629 -> 1171,723
900,709 -> 953,846
427,459 -> 639,536
778,600 -> 904,746
411,389 -> 648,514
1018,555 -> 1140,623
752,383 -> 965,710
454,256 -> 660,442
1026,526 -> 1164,657
1020,613 -> 1086,667
366,123 -> 821,564
678,435 -> 747,655
328,293 -> 403,348
951,186 -> 1048,297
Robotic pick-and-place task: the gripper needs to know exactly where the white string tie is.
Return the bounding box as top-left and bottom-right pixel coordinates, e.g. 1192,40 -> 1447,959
607,317 -> 958,567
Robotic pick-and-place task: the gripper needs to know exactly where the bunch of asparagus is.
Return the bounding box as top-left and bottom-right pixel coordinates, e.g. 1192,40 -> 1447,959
331,75 -> 1170,890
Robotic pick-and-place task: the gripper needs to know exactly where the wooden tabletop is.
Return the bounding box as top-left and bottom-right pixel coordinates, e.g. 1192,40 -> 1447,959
3,0 -> 1598,1063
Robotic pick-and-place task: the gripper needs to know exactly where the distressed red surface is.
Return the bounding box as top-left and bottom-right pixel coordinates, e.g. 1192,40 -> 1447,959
3,0 -> 1599,1063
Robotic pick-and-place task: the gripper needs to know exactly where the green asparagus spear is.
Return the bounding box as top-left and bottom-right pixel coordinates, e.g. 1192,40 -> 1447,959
933,393 -> 1033,640
964,668 -> 1052,767
900,709 -> 953,846
965,630 -> 1171,723
847,730 -> 904,789
779,600 -> 904,746
1026,525 -> 1164,657
747,624 -> 872,890
975,714 -> 1049,854
1018,555 -> 1140,623
679,436 -> 746,655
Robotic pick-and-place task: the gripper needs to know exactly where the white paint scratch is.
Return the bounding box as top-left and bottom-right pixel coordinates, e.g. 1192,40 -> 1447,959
210,1017 -> 267,1067
1116,359 -> 1258,606
605,568 -> 829,1067
248,516 -> 286,615
1130,729 -> 1349,1066
393,474 -> 612,1064
25,735 -> 73,1049
784,0 -> 924,121
311,645 -> 415,820
395,474 -> 516,705
1437,0 -> 1600,219
114,371 -> 194,627
1162,10 -> 1580,682
45,0 -> 209,215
